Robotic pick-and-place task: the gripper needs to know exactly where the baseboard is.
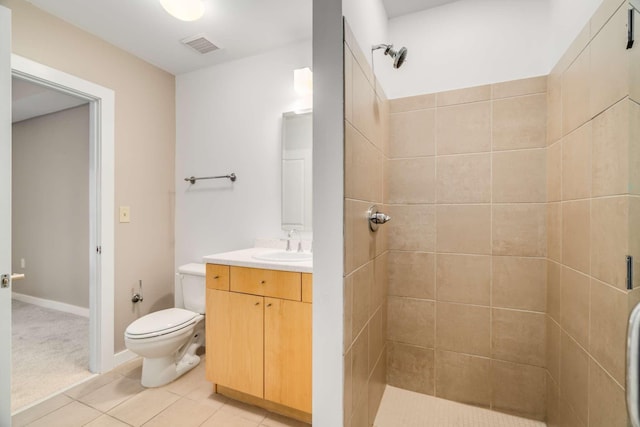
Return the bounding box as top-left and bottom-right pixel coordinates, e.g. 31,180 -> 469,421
12,292 -> 89,318
113,349 -> 138,368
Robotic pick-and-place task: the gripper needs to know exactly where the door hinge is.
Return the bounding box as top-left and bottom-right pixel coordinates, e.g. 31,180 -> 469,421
96,246 -> 102,254
628,255 -> 634,290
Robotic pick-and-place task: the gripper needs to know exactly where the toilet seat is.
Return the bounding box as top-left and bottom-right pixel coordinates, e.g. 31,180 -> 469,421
125,308 -> 200,340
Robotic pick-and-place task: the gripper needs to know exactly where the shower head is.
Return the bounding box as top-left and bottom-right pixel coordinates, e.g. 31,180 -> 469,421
372,44 -> 408,69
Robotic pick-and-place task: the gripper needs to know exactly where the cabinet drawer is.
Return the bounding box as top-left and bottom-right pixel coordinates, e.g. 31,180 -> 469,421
301,274 -> 312,303
230,266 -> 301,301
206,264 -> 230,290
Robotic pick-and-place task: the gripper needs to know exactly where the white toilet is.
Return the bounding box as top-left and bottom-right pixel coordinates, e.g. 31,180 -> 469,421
124,263 -> 206,387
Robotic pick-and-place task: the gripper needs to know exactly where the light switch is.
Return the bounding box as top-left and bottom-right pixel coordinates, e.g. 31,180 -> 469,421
119,206 -> 131,223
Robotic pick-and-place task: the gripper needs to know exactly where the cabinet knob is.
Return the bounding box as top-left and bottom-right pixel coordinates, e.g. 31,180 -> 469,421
213,275 -> 220,279
255,302 -> 260,306
260,280 -> 266,284
266,303 -> 272,307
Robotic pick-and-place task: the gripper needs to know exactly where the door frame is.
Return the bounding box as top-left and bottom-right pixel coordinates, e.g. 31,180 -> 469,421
11,54 -> 115,374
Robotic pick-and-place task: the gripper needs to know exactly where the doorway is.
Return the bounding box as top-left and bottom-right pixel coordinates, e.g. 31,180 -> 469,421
9,54 -> 115,414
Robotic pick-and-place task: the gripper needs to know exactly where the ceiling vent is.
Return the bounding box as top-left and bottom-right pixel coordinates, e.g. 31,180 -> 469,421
181,34 -> 220,54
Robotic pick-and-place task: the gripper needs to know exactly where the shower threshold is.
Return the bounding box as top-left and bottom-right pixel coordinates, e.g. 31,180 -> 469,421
374,386 -> 546,427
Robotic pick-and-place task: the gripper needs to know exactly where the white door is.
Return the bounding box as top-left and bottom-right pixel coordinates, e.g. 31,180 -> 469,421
0,5 -> 11,426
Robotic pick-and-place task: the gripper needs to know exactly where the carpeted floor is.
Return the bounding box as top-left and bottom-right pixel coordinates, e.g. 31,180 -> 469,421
11,299 -> 92,412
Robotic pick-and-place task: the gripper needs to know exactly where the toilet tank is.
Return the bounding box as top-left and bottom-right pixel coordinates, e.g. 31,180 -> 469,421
177,263 -> 206,314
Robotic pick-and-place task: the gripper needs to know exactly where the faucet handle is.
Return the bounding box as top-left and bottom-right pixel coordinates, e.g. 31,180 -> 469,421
297,240 -> 304,253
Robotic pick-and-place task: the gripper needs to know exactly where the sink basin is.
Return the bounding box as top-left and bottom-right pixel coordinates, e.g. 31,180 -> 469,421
252,250 -> 312,262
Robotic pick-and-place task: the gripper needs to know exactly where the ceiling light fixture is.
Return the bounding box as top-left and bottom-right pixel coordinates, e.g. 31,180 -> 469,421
159,0 -> 205,22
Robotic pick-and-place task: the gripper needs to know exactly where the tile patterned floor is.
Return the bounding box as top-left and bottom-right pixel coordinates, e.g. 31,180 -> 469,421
12,357 -> 310,427
374,386 -> 547,427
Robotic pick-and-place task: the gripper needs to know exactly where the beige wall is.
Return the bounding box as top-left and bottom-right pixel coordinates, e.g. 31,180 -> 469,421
546,0 -> 640,425
385,77 -> 548,420
12,105 -> 90,308
343,22 -> 389,427
1,0 -> 176,352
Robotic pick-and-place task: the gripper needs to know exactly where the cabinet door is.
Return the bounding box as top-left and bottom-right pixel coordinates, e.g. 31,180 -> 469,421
206,289 -> 264,398
264,297 -> 312,413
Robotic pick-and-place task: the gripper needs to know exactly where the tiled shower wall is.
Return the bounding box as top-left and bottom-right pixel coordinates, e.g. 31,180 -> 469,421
385,77 -> 548,420
343,22 -> 389,427
545,0 -> 640,426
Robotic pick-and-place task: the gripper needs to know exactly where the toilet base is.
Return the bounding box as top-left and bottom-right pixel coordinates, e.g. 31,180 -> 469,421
139,326 -> 205,388
141,353 -> 201,388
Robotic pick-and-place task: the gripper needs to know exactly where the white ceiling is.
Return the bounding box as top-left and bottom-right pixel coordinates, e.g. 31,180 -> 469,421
27,0 -> 313,76
12,77 -> 87,123
382,0 -> 462,18
24,0 -> 461,77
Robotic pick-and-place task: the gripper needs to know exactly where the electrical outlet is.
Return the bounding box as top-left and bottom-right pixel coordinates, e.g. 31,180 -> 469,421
119,206 -> 131,223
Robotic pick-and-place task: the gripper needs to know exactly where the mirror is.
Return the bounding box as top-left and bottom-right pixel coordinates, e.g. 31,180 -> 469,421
281,110 -> 312,232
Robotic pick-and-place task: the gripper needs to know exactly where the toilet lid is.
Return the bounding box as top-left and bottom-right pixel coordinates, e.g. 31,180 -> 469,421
125,308 -> 199,338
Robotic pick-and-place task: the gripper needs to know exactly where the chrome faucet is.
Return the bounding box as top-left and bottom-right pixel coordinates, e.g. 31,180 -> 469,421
286,229 -> 299,252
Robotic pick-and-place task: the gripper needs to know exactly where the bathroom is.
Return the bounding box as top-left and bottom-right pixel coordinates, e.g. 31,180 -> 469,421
1,0 -> 639,426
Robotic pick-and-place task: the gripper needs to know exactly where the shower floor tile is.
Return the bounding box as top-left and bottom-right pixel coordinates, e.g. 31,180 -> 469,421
374,386 -> 546,427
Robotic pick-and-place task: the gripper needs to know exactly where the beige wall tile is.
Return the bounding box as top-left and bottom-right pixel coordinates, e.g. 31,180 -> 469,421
590,4 -> 628,117
546,373 -> 560,427
560,332 -> 589,424
390,94 -> 436,113
435,350 -> 491,408
344,349 -> 353,424
547,317 -> 561,383
388,251 -> 435,299
562,47 -> 591,136
352,60 -> 384,150
631,101 -> 640,195
351,262 -> 373,339
492,204 -> 546,257
436,302 -> 490,357
345,123 -> 383,203
547,260 -> 561,322
590,0 -> 626,37
436,204 -> 491,255
491,309 -> 546,367
561,266 -> 590,348
387,296 -> 434,348
387,204 -> 435,252
547,72 -> 563,144
492,256 -> 546,312
387,342 -> 435,395
547,202 -> 562,262
345,199 -> 376,275
590,279 -> 627,385
547,141 -> 562,202
368,349 -> 387,426
562,200 -> 590,275
493,149 -> 546,203
436,102 -> 491,155
372,252 -> 388,316
631,197 -> 640,288
368,307 -> 385,376
588,358 -> 628,427
387,157 -> 435,204
562,123 -> 592,200
344,278 -> 353,351
436,254 -> 490,305
592,99 -> 629,197
633,29 -> 640,104
352,326 -> 369,412
436,153 -> 491,203
436,85 -> 491,106
349,398 -> 367,427
490,360 -> 546,421
559,398 -> 586,427
552,21 -> 590,77
389,109 -> 436,158
492,76 -> 547,99
591,196 -> 629,289
345,46 -> 353,124
492,94 -> 547,151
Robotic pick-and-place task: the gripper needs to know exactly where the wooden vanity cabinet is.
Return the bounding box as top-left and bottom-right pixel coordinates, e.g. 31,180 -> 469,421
205,264 -> 312,421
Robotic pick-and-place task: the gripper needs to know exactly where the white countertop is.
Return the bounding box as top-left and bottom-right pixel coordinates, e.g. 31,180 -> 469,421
202,247 -> 313,273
